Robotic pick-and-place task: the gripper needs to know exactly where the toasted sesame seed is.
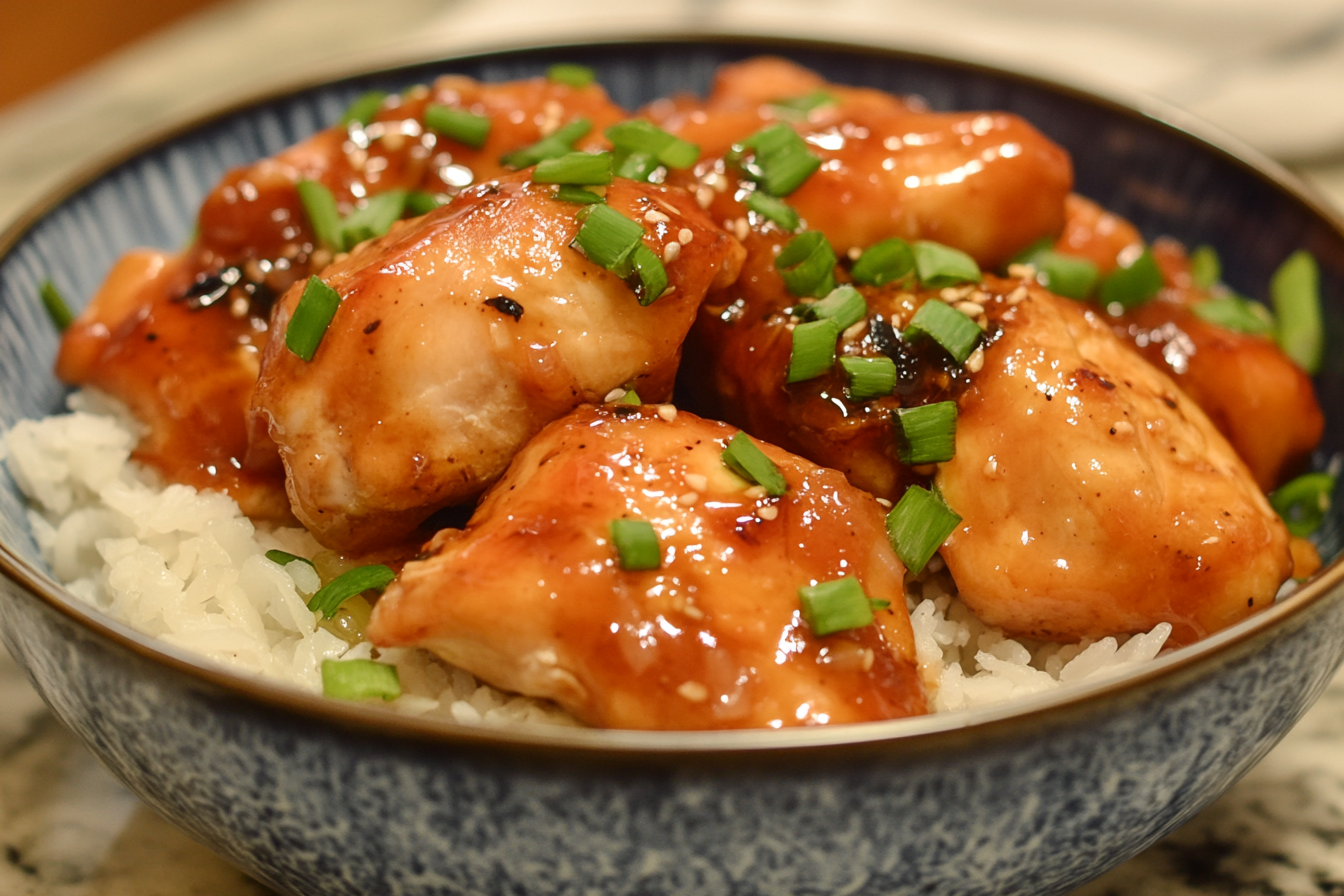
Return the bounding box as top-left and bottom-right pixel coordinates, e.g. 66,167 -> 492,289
678,492 -> 699,506
644,209 -> 670,224
230,296 -> 250,318
1007,263 -> 1036,280
1112,420 -> 1135,435
847,246 -> 863,261
744,485 -> 767,499
679,227 -> 694,244
683,602 -> 705,620
842,320 -> 867,340
875,497 -> 893,508
656,404 -> 678,422
663,241 -> 681,263
1007,285 -> 1029,305
603,387 -> 628,403
685,473 -> 708,492
757,505 -> 779,521
860,648 -> 875,671
658,286 -> 677,299
677,681 -> 709,702
983,455 -> 999,477
955,301 -> 985,318
965,346 -> 985,373
695,188 -> 714,209
733,217 -> 750,240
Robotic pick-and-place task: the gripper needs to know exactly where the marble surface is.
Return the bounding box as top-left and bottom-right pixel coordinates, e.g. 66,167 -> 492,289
2,1 -> 1344,893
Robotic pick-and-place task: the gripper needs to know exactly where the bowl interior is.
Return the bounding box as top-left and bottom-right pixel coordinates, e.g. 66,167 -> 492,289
1,37 -> 1342,745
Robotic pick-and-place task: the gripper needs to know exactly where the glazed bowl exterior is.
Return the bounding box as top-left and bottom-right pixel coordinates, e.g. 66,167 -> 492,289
1,38 -> 1343,896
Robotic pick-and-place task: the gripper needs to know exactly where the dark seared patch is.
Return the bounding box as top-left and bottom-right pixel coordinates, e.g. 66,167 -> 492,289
1076,368 -> 1115,389
485,296 -> 524,321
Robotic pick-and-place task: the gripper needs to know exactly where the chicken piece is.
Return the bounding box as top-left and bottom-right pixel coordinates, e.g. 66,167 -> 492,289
252,174 -> 745,552
1051,195 -> 1323,488
57,74 -> 627,517
649,57 -> 1073,267
937,285 -> 1292,645
367,404 -> 926,730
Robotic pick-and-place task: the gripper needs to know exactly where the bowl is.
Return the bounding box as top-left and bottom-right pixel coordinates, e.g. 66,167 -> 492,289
1,36 -> 1343,896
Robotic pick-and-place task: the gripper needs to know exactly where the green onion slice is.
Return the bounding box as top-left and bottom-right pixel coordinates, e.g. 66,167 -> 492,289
799,577 -> 874,636
721,432 -> 788,496
787,319 -> 840,383
746,192 -> 799,231
38,280 -> 74,332
614,151 -> 660,182
1014,244 -> 1098,300
425,104 -> 492,149
605,120 -> 700,170
296,180 -> 343,250
322,659 -> 401,701
769,90 -> 838,119
1192,296 -> 1275,336
1190,245 -> 1221,290
341,90 -> 387,127
1097,246 -> 1164,311
776,231 -> 837,298
308,564 -> 396,619
735,123 -> 822,197
894,401 -> 958,464
610,519 -> 661,570
618,388 -> 642,406
339,190 -> 408,249
265,550 -> 316,570
886,486 -> 961,574
851,238 -> 916,288
913,241 -> 981,288
1270,249 -> 1323,374
547,63 -> 596,87
572,203 -> 645,269
628,244 -> 669,305
797,284 -> 866,330
903,299 -> 981,364
840,356 -> 897,401
285,276 -> 342,362
554,185 -> 605,205
405,190 -> 446,216
533,151 -> 613,185
501,118 -> 592,169
1270,471 -> 1336,537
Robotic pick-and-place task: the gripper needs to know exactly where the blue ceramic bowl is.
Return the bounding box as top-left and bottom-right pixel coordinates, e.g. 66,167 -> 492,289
1,37 -> 1343,896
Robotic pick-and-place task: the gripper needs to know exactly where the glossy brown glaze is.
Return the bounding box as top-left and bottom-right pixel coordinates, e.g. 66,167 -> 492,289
650,57 -> 1073,267
938,284 -> 1292,645
368,404 -> 926,730
252,174 -> 745,551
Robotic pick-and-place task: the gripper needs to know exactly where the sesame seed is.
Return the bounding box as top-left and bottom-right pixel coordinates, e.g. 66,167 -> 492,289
603,387 -> 627,403
842,320 -> 867,340
875,497 -> 893,508
656,404 -> 678,422
663,241 -> 681,263
757,505 -> 779,521
847,247 -> 862,261
954,301 -> 984,318
679,227 -> 694,244
941,285 -> 975,301
644,209 -> 670,224
381,132 -> 406,152
695,187 -> 714,209
685,473 -> 708,492
1006,286 -> 1029,305
1112,420 -> 1135,435
678,492 -> 699,506
744,485 -> 767,499
677,681 -> 709,702
733,217 -> 750,240
860,648 -> 875,671
983,456 -> 998,477
658,286 -> 677,299
229,296 -> 250,318
683,603 -> 705,620
1007,263 -> 1036,280
965,346 -> 985,373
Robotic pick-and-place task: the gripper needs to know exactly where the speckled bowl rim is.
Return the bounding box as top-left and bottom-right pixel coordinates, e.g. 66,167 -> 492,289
2,31 -> 1343,761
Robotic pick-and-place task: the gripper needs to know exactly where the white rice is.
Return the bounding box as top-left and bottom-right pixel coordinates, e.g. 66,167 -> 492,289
2,393 -> 1171,725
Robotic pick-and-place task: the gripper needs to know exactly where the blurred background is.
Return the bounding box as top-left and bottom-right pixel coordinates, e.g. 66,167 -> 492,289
1,1 -> 1343,894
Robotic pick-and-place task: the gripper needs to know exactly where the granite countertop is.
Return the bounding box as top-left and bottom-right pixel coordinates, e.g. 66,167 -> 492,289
2,1 -> 1344,893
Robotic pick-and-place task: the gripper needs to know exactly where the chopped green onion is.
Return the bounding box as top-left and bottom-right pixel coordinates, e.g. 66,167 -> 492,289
308,564 -> 396,619
903,300 -> 981,364
610,519 -> 661,570
572,203 -> 645,269
38,280 -> 73,332
776,231 -> 837,298
746,191 -> 799,231
628,244 -> 669,305
787,319 -> 840,383
1192,296 -> 1275,336
618,388 -> 642,405
322,659 -> 401,701
840,356 -> 897,401
339,190 -> 408,249
547,63 -> 596,87
851,238 -> 915,288
285,276 -> 342,362
799,577 -> 874,636
425,104 -> 492,149
604,120 -> 700,170
1097,246 -> 1164,311
501,118 -> 592,169
613,152 -> 660,181
894,401 -> 958,464
798,284 -> 866,330
721,432 -> 788,496
533,151 -> 613,185
555,185 -> 605,204
341,90 -> 387,127
769,90 -> 838,119
1015,246 -> 1098,300
296,180 -> 343,250
886,486 -> 961,574
405,190 -> 445,216
1270,471 -> 1336,537
1270,250 -> 1323,374
1190,245 -> 1221,290
913,241 -> 980,288
736,123 -> 821,197
264,550 -> 316,570
870,599 -> 891,610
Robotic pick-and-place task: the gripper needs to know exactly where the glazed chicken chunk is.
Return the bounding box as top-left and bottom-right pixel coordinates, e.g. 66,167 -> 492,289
368,404 -> 926,730
251,174 -> 745,551
937,285 -> 1292,644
